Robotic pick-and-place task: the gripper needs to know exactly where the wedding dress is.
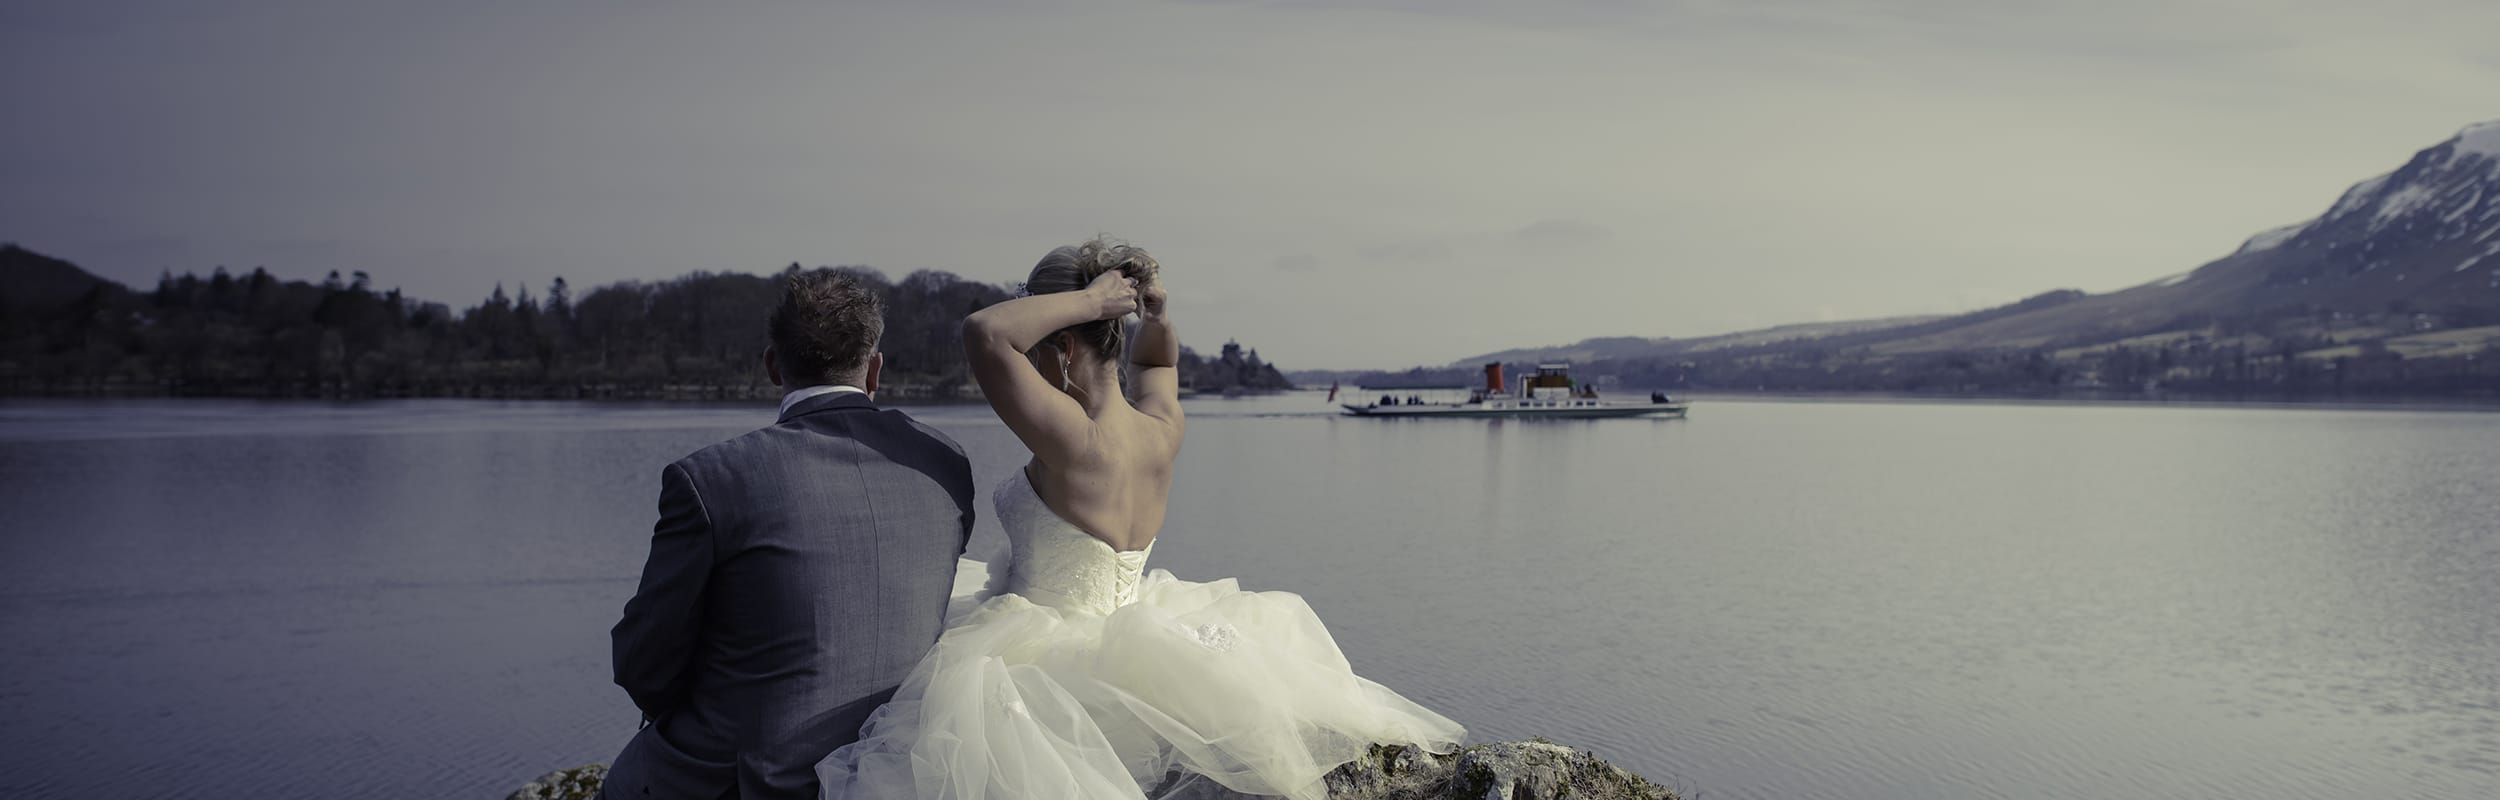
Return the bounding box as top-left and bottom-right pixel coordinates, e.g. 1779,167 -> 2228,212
816,469 -> 1465,799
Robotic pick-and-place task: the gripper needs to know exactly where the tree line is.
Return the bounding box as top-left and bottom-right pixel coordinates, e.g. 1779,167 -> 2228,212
0,244 -> 1291,399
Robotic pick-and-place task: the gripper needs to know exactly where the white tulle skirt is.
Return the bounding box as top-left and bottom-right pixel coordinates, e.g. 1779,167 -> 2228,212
816,561 -> 1466,800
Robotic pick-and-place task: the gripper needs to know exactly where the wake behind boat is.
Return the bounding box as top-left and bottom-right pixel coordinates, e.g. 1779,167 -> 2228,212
1339,363 -> 1689,419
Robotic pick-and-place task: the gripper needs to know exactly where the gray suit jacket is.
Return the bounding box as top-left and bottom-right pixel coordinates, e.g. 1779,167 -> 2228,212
604,392 -> 974,800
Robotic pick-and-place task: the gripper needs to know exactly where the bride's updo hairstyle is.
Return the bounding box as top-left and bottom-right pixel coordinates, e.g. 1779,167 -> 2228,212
1023,236 -> 1160,361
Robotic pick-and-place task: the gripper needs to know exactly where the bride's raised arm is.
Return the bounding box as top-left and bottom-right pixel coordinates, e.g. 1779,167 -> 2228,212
962,269 -> 1139,465
1128,280 -> 1184,442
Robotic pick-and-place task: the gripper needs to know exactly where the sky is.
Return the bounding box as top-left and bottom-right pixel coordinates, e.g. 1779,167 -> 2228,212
4,1 -> 2496,369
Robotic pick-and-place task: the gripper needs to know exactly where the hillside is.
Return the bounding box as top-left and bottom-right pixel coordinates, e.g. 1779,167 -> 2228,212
1314,120 -> 2500,398
0,243 -> 132,312
1858,120 -> 2500,354
1463,315 -> 1946,365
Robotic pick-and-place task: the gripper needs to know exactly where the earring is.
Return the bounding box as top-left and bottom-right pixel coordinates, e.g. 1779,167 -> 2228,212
1061,358 -> 1075,392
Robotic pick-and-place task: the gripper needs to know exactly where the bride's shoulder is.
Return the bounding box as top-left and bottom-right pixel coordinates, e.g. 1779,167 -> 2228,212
1112,405 -> 1183,456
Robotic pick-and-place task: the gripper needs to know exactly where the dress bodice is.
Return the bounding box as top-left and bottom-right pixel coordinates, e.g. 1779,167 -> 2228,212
995,468 -> 1153,616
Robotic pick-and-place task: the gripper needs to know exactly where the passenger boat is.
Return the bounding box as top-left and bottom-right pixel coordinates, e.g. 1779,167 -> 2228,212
1339,363 -> 1689,419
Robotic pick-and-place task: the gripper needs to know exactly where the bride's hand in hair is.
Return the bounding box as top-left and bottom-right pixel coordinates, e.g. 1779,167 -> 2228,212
1086,269 -> 1141,321
1137,278 -> 1167,323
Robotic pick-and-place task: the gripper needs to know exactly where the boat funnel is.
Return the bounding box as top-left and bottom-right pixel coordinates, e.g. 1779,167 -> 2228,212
1484,363 -> 1505,394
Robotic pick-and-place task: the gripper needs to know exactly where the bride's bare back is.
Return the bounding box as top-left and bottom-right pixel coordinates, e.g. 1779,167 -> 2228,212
1022,404 -> 1178,551
963,238 -> 1184,552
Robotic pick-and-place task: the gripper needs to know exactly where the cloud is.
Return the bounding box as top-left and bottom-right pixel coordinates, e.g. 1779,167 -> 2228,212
1947,287 -> 2016,312
1355,220 -> 1609,267
6,0 -> 2497,371
1355,240 -> 1456,263
1509,219 -> 1612,247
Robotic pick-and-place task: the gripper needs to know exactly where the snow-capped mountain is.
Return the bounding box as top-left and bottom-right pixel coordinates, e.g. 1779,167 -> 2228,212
1440,120 -> 2500,362
1840,120 -> 2500,352
2215,119 -> 2500,299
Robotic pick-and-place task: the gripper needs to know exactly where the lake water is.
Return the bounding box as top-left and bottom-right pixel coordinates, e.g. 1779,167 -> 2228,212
2,394 -> 2496,799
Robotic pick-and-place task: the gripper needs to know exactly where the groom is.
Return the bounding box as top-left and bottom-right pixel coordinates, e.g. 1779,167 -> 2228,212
602,271 -> 977,799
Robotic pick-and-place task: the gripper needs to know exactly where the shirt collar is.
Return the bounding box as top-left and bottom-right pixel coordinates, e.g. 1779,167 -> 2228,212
778,384 -> 867,417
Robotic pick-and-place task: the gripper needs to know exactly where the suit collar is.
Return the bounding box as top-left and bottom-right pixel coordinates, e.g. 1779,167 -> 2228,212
777,384 -> 867,417
777,390 -> 875,423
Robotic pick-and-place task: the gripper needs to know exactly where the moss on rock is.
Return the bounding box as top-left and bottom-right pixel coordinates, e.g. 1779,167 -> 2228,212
505,763 -> 605,800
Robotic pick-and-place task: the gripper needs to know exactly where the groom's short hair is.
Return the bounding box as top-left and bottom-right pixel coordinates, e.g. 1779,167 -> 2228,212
770,269 -> 885,386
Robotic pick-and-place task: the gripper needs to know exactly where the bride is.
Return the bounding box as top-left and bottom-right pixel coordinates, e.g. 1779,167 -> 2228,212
816,238 -> 1464,799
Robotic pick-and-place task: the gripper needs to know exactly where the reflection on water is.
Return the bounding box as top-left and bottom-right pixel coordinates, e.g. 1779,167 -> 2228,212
1,395 -> 2495,798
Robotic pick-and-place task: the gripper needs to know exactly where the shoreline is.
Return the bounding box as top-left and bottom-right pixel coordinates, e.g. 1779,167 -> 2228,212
0,385 -> 1296,406
1662,388 -> 2500,414
1318,384 -> 2500,413
8,387 -> 2500,415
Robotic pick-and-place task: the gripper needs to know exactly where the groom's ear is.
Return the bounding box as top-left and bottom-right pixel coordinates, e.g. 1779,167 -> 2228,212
763,346 -> 785,388
862,352 -> 883,396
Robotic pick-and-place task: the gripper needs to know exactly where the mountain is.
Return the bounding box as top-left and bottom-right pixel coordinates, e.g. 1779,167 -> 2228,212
0,243 -> 132,312
1314,120 -> 2500,397
1462,315 -> 1946,365
1515,120 -> 2500,363
2185,119 -> 2500,310
1849,119 -> 2500,354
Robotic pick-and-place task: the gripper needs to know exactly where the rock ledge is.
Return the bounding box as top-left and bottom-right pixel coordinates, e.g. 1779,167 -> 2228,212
510,740 -> 1675,800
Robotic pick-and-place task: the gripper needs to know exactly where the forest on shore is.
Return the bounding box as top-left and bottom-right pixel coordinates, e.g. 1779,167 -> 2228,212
0,244 -> 1291,400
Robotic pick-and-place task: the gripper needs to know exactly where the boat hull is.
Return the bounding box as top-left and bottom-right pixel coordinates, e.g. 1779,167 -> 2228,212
1340,403 -> 1688,419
